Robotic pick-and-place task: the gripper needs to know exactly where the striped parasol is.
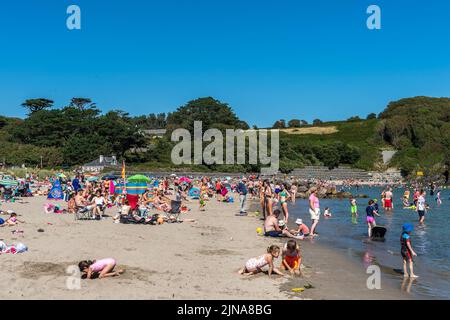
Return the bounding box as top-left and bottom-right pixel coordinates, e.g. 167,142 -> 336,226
114,183 -> 125,194
0,179 -> 19,187
125,182 -> 148,195
127,174 -> 151,183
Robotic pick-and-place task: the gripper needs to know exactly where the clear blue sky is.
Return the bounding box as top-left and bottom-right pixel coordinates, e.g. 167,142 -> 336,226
1,0 -> 449,127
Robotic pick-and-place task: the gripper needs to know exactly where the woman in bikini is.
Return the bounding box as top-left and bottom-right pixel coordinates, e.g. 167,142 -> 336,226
263,180 -> 273,219
258,180 -> 265,219
278,184 -> 291,223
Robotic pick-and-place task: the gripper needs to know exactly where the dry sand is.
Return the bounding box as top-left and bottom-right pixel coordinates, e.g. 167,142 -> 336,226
0,196 -> 407,300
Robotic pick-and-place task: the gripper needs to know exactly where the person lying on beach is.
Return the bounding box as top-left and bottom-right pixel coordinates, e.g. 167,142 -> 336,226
280,240 -> 302,276
0,213 -> 25,227
263,209 -> 303,239
153,191 -> 172,213
79,258 -> 124,279
238,245 -> 284,277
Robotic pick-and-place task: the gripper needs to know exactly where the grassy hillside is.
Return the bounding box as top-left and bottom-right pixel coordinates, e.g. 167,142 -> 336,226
279,119 -> 388,170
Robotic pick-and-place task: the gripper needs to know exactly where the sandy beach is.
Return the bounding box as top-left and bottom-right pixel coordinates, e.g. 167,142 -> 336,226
0,195 -> 407,300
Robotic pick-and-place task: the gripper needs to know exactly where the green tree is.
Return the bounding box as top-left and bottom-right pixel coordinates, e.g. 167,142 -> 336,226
166,97 -> 248,133
288,119 -> 301,128
21,98 -> 54,114
69,98 -> 96,110
273,120 -> 286,129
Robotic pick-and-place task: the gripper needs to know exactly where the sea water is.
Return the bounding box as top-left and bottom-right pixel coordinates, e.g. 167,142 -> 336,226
288,186 -> 449,300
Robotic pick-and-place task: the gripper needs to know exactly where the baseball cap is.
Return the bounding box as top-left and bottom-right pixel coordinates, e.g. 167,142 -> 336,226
402,223 -> 414,232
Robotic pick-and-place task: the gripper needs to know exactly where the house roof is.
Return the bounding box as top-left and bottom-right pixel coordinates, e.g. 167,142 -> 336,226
83,156 -> 118,167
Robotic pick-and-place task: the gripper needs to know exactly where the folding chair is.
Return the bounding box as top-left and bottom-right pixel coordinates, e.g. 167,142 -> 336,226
163,200 -> 182,223
75,205 -> 94,221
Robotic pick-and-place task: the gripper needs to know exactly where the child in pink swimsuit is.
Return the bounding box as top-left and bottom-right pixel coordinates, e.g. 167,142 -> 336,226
78,258 -> 124,279
239,245 -> 284,277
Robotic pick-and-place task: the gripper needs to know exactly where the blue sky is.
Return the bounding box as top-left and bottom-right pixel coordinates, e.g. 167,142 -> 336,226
1,0 -> 449,127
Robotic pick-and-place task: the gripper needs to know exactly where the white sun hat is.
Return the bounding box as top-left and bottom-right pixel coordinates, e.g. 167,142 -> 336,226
295,218 -> 303,225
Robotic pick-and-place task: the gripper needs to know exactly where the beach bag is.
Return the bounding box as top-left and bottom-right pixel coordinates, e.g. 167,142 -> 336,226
15,243 -> 28,253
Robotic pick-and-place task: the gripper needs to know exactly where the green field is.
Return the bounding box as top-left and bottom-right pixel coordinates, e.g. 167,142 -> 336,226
279,119 -> 388,170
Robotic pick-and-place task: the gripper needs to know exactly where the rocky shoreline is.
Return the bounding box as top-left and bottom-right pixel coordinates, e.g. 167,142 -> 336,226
293,182 -> 368,199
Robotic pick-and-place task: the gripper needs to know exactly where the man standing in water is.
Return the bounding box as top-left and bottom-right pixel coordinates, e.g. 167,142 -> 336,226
416,189 -> 427,224
384,187 -> 394,212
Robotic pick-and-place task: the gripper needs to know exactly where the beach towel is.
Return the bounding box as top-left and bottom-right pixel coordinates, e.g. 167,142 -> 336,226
47,180 -> 64,200
0,241 -> 27,254
109,180 -> 115,195
189,188 -> 200,199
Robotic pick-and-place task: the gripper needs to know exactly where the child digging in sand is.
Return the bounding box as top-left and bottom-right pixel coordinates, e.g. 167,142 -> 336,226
280,240 -> 302,276
239,245 -> 284,277
78,258 -> 124,279
0,212 -> 25,227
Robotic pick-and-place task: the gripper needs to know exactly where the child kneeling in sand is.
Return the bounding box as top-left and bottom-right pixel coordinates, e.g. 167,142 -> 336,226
78,258 -> 124,279
239,245 -> 284,277
280,240 -> 302,276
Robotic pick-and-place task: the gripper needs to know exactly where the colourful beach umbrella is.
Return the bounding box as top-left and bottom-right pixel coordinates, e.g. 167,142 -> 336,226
126,182 -> 148,195
115,183 -> 125,194
102,174 -> 119,180
127,174 -> 151,183
189,187 -> 200,199
0,179 -> 19,187
179,177 -> 191,184
87,176 -> 99,182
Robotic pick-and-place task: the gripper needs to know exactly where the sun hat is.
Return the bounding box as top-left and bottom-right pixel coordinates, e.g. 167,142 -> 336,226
7,210 -> 15,214
295,218 -> 303,225
402,223 -> 414,233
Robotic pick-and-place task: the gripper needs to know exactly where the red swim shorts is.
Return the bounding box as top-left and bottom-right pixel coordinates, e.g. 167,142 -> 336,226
384,199 -> 392,208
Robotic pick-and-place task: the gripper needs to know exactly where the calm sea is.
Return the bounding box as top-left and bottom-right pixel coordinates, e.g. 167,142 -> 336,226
287,186 -> 450,300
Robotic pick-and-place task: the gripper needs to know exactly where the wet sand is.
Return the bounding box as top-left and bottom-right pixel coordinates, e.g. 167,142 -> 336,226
0,196 -> 407,299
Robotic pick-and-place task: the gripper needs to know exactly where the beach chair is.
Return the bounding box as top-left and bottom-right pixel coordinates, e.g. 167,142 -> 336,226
74,205 -> 94,221
162,200 -> 182,223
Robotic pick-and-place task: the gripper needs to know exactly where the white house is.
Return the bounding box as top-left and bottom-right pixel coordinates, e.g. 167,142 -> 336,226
82,155 -> 119,173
